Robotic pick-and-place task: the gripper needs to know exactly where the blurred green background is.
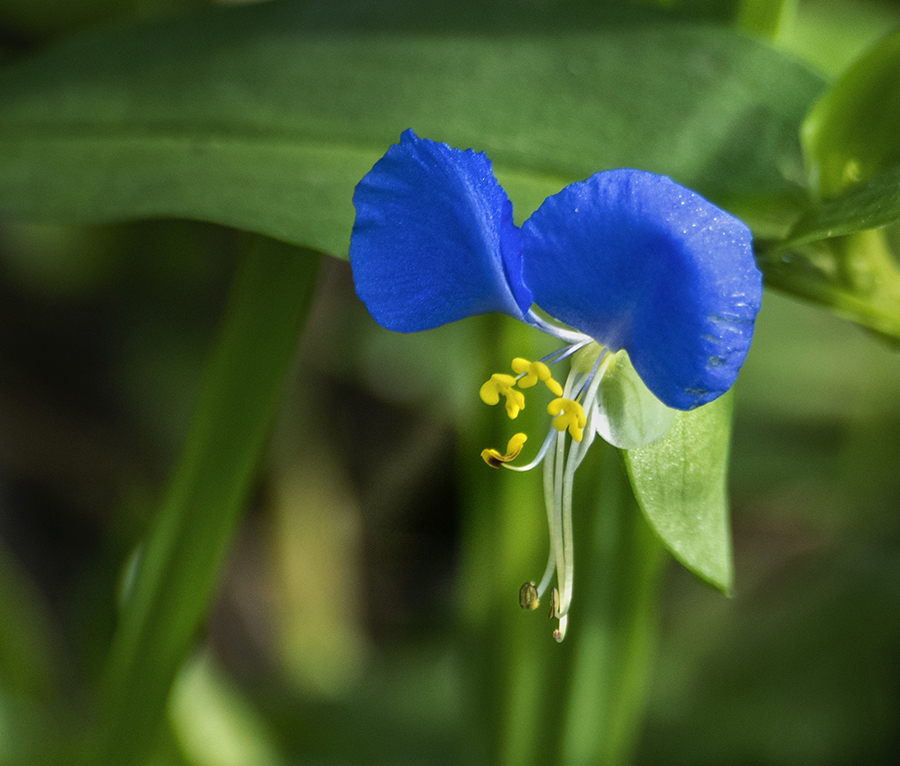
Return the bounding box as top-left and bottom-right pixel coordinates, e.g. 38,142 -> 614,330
1,1 -> 900,765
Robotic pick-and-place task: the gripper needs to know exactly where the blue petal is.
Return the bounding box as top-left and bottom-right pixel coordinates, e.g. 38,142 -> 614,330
521,170 -> 761,410
350,130 -> 531,332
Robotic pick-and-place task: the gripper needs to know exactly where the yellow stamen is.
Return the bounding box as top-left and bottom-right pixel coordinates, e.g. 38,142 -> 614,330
547,398 -> 587,442
512,357 -> 563,396
479,373 -> 525,418
481,432 -> 528,468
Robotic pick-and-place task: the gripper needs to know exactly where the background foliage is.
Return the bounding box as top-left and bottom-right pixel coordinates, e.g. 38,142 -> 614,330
1,0 -> 900,764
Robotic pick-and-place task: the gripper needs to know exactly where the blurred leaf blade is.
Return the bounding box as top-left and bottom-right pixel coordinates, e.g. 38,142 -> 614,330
760,228 -> 900,342
0,546 -> 56,703
624,391 -> 735,594
0,136 -> 375,259
802,30 -> 900,199
87,238 -> 320,766
737,0 -> 795,40
0,2 -> 823,255
169,651 -> 284,766
783,163 -> 900,247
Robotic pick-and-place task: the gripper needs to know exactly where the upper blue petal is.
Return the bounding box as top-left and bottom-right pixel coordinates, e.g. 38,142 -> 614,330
350,130 -> 531,332
520,169 -> 761,410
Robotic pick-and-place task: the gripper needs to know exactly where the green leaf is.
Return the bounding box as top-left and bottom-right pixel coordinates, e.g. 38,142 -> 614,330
736,0 -> 794,40
623,390 -> 735,593
759,228 -> 900,342
0,0 -> 144,39
169,652 -> 284,766
802,30 -> 900,199
0,2 -> 823,255
782,162 -> 900,247
0,546 -> 56,702
85,238 -> 320,766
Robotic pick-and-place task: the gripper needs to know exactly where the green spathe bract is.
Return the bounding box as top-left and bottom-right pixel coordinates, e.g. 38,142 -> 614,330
625,390 -> 735,593
574,346 -> 677,451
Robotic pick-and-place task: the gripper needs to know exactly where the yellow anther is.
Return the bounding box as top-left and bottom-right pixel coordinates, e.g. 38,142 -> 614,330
548,398 -> 587,442
511,358 -> 563,396
546,378 -> 564,396
519,581 -> 540,611
548,587 -> 561,619
511,358 -> 542,387
480,373 -> 525,419
481,432 -> 528,468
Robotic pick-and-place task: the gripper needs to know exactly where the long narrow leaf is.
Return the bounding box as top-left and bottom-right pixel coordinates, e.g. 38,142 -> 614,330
0,2 -> 823,254
85,239 -> 320,766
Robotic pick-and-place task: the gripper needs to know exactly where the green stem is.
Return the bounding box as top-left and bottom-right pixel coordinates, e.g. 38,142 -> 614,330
84,237 -> 321,766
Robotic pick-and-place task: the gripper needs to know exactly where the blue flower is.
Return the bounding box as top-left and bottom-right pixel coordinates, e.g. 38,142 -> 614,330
350,130 -> 761,640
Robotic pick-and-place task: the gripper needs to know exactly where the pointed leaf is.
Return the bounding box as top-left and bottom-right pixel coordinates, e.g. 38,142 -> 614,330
802,30 -> 900,199
760,228 -> 900,342
783,163 -> 900,247
89,239 -> 320,765
623,390 -> 735,593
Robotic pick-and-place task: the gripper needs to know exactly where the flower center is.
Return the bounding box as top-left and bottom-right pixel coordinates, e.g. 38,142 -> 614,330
479,340 -> 610,641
